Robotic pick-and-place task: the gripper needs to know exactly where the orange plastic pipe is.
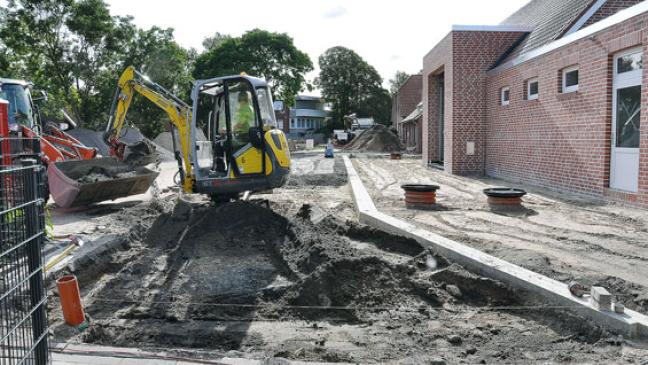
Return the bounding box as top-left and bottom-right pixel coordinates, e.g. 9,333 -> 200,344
56,275 -> 86,326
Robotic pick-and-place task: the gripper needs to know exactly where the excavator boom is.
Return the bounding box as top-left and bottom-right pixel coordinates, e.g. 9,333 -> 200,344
105,66 -> 194,192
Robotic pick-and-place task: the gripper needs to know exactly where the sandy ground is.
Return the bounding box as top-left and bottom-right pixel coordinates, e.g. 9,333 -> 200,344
44,153 -> 648,364
352,156 -> 648,315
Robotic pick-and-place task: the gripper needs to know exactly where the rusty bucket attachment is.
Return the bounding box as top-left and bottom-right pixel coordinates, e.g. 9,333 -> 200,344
48,158 -> 159,208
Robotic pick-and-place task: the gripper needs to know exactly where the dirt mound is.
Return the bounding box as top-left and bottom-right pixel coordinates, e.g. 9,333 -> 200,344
49,198 -> 630,364
344,124 -> 403,152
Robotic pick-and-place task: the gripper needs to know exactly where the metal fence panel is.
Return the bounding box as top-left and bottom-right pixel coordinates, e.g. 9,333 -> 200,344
0,125 -> 49,363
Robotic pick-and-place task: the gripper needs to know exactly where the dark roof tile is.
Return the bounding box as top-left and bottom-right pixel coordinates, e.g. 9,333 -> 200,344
499,0 -> 595,62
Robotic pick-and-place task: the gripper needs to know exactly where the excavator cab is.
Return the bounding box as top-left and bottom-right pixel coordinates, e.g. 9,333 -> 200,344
101,66 -> 290,202
191,75 -> 290,199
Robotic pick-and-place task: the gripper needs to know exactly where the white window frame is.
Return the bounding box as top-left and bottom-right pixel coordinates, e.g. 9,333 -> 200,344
527,77 -> 539,100
500,86 -> 510,106
562,66 -> 579,93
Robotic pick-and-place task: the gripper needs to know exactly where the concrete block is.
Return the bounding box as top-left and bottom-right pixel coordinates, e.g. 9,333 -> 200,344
591,286 -> 612,311
68,234 -> 125,272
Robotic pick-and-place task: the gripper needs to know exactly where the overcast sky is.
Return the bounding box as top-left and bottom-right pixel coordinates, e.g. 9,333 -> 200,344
106,0 -> 530,91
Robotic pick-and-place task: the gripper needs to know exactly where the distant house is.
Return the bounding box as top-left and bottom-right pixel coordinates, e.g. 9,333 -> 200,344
273,100 -> 289,132
282,95 -> 329,137
391,74 -> 423,153
400,102 -> 422,154
421,0 -> 648,207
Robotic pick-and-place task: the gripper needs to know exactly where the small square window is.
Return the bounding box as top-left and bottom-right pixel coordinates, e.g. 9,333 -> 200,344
562,66 -> 579,93
500,87 -> 510,106
527,78 -> 539,100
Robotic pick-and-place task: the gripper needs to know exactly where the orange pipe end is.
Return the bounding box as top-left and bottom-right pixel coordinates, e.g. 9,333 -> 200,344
56,275 -> 86,327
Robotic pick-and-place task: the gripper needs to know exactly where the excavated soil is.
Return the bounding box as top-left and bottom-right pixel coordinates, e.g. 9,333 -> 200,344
344,125 -> 403,152
76,166 -> 140,184
48,194 -> 648,363
353,157 -> 648,316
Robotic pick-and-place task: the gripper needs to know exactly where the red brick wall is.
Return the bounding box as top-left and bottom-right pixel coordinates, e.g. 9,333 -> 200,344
486,12 -> 648,207
582,0 -> 644,28
450,31 -> 529,175
423,33 -> 453,165
396,75 -> 423,118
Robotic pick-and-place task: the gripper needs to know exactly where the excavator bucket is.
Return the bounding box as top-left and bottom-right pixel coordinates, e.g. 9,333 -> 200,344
48,158 -> 158,208
123,139 -> 157,165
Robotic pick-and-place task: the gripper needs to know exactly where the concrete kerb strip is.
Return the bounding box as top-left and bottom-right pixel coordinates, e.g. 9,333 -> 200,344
342,155 -> 648,338
51,342 -> 357,364
45,234 -> 126,277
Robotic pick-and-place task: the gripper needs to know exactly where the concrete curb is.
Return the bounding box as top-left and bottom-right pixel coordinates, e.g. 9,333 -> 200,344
51,342 -> 357,364
342,155 -> 648,338
67,234 -> 125,273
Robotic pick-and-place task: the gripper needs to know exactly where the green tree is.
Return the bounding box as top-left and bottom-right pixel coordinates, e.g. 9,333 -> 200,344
317,46 -> 388,129
66,0 -> 133,125
193,29 -> 313,106
1,0 -> 77,119
114,26 -> 194,137
356,88 -> 392,126
0,0 -> 133,124
202,32 -> 231,51
0,0 -> 194,137
389,71 -> 409,94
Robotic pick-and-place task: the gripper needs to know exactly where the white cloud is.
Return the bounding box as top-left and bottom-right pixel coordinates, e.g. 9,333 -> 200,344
323,6 -> 347,19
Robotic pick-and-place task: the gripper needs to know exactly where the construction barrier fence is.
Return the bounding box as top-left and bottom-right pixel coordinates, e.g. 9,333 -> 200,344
0,99 -> 50,365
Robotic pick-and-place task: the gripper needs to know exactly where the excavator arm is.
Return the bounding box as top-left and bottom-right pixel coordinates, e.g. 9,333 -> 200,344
105,66 -> 194,193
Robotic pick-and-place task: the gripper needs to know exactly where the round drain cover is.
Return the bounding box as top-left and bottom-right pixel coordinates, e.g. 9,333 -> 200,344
483,187 -> 527,198
401,184 -> 440,192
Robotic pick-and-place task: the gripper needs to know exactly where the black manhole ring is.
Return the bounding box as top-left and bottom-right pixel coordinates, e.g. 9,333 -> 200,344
401,184 -> 440,192
483,187 -> 527,198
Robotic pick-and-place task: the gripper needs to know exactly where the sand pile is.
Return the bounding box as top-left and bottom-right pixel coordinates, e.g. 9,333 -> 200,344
344,124 -> 403,152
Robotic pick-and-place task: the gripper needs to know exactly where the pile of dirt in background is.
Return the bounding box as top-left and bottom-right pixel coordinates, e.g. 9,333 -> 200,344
153,129 -> 207,153
68,127 -> 145,156
344,124 -> 403,152
46,196 -> 638,364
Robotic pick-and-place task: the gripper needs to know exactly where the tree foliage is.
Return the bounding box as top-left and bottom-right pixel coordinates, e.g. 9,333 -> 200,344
202,32 -> 231,51
193,29 -> 313,106
389,71 -> 409,94
0,1 -> 318,138
0,0 -> 193,136
317,46 -> 391,129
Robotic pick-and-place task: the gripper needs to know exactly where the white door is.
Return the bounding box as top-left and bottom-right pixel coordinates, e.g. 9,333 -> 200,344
611,48 -> 643,192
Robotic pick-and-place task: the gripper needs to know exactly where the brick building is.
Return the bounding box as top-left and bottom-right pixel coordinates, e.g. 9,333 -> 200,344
391,74 -> 423,153
422,0 -> 648,207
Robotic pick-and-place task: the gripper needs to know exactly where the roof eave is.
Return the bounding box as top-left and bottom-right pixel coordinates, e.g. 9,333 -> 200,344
489,1 -> 648,75
451,24 -> 534,32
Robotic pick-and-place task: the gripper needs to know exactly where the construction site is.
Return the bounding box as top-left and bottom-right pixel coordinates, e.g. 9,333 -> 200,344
37,143 -> 648,364
2,0 -> 648,364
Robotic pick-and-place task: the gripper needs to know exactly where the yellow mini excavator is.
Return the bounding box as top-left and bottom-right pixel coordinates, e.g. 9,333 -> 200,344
103,66 -> 292,202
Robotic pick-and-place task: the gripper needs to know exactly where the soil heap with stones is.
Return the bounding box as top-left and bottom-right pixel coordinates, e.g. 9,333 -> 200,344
48,199 -> 644,364
344,124 -> 403,152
